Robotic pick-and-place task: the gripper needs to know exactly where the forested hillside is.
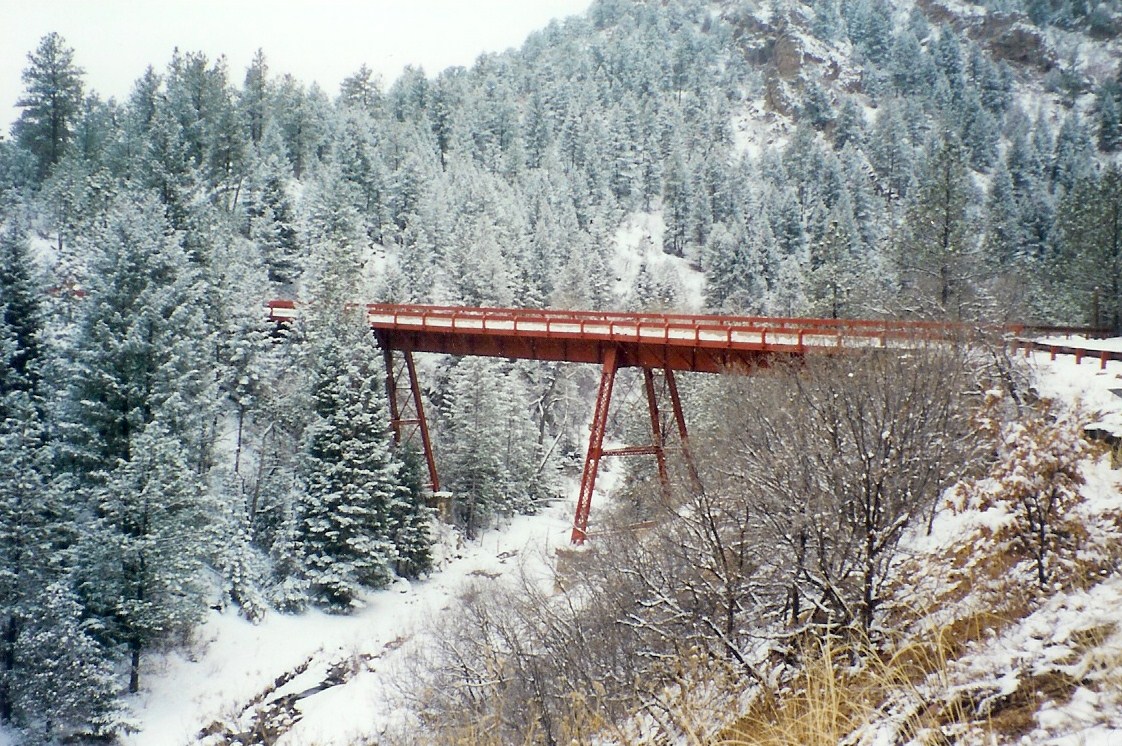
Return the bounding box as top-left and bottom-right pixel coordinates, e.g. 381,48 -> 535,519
1,0 -> 1121,742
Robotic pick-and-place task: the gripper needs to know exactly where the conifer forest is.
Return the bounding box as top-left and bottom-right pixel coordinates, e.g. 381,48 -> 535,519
1,0 -> 1122,743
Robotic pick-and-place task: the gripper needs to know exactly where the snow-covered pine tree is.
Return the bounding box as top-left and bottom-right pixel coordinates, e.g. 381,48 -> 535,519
1052,112 -> 1096,195
245,121 -> 301,287
441,357 -> 530,539
60,190 -> 214,475
0,222 -> 43,408
807,194 -> 862,319
868,102 -> 916,201
76,418 -> 212,694
296,303 -> 423,610
1054,165 -> 1122,330
662,144 -> 691,257
0,394 -> 37,725
240,49 -> 270,146
985,161 -> 1024,267
12,581 -> 121,742
0,399 -> 84,732
59,190 -> 216,692
896,135 -> 982,317
0,221 -> 103,732
1098,83 -> 1122,153
12,33 -> 85,181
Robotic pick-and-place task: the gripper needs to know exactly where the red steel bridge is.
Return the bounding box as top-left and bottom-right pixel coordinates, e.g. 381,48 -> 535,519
267,300 -> 1109,543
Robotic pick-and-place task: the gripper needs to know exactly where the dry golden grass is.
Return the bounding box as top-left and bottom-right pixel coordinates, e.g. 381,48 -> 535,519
715,623 -> 996,746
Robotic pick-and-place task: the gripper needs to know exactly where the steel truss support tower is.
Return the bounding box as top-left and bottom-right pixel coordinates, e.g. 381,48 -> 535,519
570,348 -> 702,544
380,343 -> 440,494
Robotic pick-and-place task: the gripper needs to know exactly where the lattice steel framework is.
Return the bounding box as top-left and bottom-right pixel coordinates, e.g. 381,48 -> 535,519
266,300 -> 1099,543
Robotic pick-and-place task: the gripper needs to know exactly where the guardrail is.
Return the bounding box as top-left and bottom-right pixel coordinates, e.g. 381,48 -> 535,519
1012,338 -> 1121,370
268,300 -> 1113,357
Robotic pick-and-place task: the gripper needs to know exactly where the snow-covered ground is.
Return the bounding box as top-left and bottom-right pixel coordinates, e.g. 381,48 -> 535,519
7,340 -> 1117,746
124,501 -> 579,745
1032,340 -> 1122,439
899,344 -> 1122,745
610,210 -> 706,310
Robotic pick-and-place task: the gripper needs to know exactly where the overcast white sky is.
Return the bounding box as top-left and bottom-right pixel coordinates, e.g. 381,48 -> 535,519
1,0 -> 592,134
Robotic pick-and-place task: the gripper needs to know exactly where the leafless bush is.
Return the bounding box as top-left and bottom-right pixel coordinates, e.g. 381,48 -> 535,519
390,343 -> 995,744
695,343 -> 989,634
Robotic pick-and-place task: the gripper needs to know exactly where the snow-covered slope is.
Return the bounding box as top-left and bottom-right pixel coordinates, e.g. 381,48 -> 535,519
124,504 -> 576,745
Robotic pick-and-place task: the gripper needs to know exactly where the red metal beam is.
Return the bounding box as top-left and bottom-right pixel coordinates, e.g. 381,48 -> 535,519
269,300 -> 1110,543
642,368 -> 671,498
664,366 -> 703,495
403,350 -> 439,494
380,342 -> 440,494
572,347 -> 619,544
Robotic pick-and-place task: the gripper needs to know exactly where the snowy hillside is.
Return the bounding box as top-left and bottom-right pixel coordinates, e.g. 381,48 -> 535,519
125,509 -> 575,745
105,346 -> 1122,745
3,0 -> 1122,742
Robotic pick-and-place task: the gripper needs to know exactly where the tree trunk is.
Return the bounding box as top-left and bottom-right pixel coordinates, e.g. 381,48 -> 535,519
0,615 -> 17,722
129,636 -> 141,694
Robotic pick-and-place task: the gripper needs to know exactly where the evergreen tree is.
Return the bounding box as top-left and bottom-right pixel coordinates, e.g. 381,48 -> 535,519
891,30 -> 937,97
58,190 -> 216,694
1055,166 -> 1122,329
0,400 -> 82,732
832,98 -> 866,149
801,79 -> 835,130
0,223 -> 43,407
12,581 -> 120,741
389,446 -> 435,580
241,49 -> 270,145
1052,112 -> 1095,193
164,50 -> 244,196
333,110 -> 390,245
812,0 -> 843,40
339,64 -> 383,113
76,420 -> 212,693
297,308 -> 404,609
960,87 -> 999,170
897,136 -> 982,316
662,145 -> 691,257
0,220 -> 59,729
61,191 -> 214,475
71,92 -> 114,165
985,161 -> 1023,267
808,195 -> 863,318
868,104 -> 915,201
274,77 -> 334,179
12,33 -> 85,180
39,152 -> 115,259
245,122 -> 300,286
1097,83 -> 1121,153
934,27 -> 966,101
138,100 -> 199,232
442,358 -> 544,539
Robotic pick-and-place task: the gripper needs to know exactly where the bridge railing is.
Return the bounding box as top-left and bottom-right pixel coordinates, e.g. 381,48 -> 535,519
361,302 -> 980,353
265,299 -> 1111,355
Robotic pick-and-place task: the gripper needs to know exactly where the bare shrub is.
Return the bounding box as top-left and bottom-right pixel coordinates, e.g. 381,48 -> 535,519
392,343 -> 992,743
945,395 -> 1107,590
693,343 -> 987,634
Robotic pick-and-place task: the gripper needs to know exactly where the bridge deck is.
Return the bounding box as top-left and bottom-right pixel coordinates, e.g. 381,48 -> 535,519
266,301 -> 969,372
265,300 -> 1107,542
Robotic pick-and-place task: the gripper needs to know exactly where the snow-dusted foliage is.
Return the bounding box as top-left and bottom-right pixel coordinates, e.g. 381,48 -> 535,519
946,395 -> 1098,588
2,0 -> 1122,740
294,305 -> 431,610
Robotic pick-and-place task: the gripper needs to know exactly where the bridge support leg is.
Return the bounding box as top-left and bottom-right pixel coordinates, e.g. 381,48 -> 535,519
665,367 -> 703,495
383,346 -> 403,440
642,368 -> 671,501
572,347 -> 619,544
382,345 -> 440,494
